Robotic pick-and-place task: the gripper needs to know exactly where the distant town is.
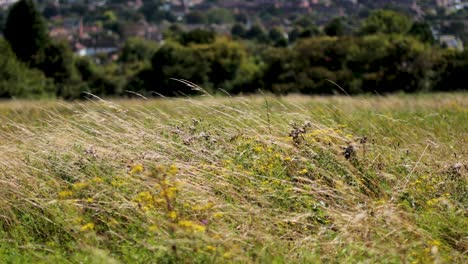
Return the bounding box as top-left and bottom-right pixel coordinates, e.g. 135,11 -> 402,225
0,0 -> 466,58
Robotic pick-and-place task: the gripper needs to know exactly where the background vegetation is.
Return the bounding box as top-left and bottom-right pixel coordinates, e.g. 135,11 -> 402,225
0,1 -> 466,99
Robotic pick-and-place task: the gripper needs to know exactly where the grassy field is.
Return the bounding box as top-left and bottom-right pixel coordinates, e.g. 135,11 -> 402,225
0,93 -> 466,263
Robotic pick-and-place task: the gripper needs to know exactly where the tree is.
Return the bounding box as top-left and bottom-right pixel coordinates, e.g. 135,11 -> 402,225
127,42 -> 210,96
0,39 -> 53,98
120,37 -> 159,63
39,40 -> 74,84
140,0 -> 176,23
289,25 -> 321,42
4,0 -> 50,66
75,57 -> 119,97
185,11 -> 207,24
408,22 -> 435,44
324,18 -> 345,37
269,27 -> 288,47
179,29 -> 215,45
231,23 -> 247,39
359,9 -> 412,35
245,24 -> 269,43
42,3 -> 59,19
0,11 -> 4,32
205,8 -> 234,24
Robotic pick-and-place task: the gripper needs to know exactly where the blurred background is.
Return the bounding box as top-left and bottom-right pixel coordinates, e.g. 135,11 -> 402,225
0,0 -> 467,99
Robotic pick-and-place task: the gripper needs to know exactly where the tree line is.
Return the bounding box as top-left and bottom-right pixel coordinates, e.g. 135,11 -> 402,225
0,0 -> 466,99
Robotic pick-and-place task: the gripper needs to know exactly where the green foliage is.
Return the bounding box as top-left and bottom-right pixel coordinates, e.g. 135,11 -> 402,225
435,50 -> 468,91
139,0 -> 176,23
179,29 -> 216,46
359,9 -> 412,35
120,37 -> 159,63
39,40 -> 75,84
289,25 -> 321,42
205,8 -> 234,24
346,34 -> 440,93
408,22 -> 435,44
3,0 -> 80,99
231,23 -> 247,39
162,24 -> 184,41
185,11 -> 207,24
198,37 -> 259,91
0,11 -> 5,32
128,41 -> 210,96
4,0 -> 50,66
0,39 -> 53,98
128,38 -> 261,95
259,34 -> 452,95
268,27 -> 288,47
75,57 -> 120,98
244,24 -> 269,43
324,18 -> 345,37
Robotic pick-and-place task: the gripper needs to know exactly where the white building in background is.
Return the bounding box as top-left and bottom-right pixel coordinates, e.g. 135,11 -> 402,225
439,35 -> 464,51
436,0 -> 468,11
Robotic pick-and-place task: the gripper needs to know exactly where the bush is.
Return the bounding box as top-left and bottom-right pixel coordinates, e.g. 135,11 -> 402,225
0,39 -> 53,98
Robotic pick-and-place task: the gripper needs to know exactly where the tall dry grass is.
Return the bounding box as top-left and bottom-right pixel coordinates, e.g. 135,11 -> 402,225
0,93 -> 466,263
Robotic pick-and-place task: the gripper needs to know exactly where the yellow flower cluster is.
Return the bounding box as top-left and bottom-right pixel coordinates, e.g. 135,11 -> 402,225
178,220 -> 206,233
58,190 -> 73,199
134,191 -> 155,211
130,164 -> 144,174
72,181 -> 89,190
80,222 -> 95,232
192,202 -> 214,211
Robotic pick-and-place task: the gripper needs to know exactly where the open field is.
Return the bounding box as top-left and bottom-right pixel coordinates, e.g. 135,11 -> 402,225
0,94 -> 467,263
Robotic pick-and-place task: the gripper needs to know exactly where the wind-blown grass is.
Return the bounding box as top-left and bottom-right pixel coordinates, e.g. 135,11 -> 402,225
0,94 -> 466,263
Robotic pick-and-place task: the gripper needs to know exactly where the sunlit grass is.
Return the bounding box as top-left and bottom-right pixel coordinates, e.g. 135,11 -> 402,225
0,93 -> 466,263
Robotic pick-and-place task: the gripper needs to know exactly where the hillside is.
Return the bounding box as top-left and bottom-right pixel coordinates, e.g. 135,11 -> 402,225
0,94 -> 466,263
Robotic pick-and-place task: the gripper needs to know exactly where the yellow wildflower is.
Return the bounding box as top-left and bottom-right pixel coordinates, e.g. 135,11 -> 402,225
299,168 -> 308,175
254,146 -> 264,153
80,223 -> 95,232
111,179 -> 124,187
178,220 -> 206,233
92,177 -> 103,183
130,164 -> 144,174
206,245 -> 216,251
168,164 -> 178,175
58,190 -> 73,199
192,202 -> 214,211
72,182 -> 88,190
213,212 -> 224,219
164,187 -> 178,199
168,211 -> 177,220
426,198 -> 439,206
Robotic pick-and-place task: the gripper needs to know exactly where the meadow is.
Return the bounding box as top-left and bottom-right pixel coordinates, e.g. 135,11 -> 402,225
0,93 -> 466,263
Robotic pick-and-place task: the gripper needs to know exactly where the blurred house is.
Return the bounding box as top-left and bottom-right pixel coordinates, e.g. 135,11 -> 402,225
74,36 -> 119,56
436,0 -> 467,12
439,35 -> 464,51
122,20 -> 163,41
